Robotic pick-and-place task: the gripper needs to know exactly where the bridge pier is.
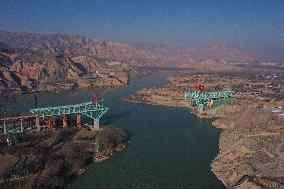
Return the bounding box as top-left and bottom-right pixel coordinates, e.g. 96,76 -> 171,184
77,114 -> 81,128
36,116 -> 40,132
93,119 -> 100,130
30,100 -> 109,131
3,121 -> 6,134
50,116 -> 56,129
44,116 -> 55,129
20,119 -> 23,133
63,115 -> 67,129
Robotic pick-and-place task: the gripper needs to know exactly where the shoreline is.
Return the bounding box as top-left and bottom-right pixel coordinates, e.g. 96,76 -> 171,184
123,73 -> 284,188
0,127 -> 129,189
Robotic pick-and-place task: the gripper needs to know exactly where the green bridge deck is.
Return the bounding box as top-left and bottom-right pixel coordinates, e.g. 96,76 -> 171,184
185,89 -> 235,111
1,99 -> 109,135
30,100 -> 109,129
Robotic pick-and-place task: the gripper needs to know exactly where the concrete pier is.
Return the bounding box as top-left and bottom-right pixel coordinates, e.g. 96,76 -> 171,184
3,121 -> 6,134
20,119 -> 23,133
36,116 -> 40,132
93,119 -> 100,130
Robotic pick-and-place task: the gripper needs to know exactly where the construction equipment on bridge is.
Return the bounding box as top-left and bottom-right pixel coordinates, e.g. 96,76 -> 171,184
192,83 -> 205,91
30,96 -> 109,130
185,84 -> 235,112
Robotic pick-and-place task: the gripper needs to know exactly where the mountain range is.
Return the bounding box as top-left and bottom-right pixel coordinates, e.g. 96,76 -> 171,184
0,31 -> 269,91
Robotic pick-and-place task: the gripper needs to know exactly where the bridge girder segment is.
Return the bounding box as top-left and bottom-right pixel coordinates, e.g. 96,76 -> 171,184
30,100 -> 109,129
185,89 -> 235,110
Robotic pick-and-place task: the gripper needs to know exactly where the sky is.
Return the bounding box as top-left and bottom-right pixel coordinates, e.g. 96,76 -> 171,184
0,0 -> 283,57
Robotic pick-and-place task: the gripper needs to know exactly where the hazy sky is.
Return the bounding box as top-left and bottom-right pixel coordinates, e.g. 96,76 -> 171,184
0,0 -> 283,57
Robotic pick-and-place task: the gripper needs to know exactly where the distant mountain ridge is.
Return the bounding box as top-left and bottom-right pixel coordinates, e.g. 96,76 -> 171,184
183,44 -> 257,63
133,42 -> 258,63
0,31 -> 143,91
0,31 -> 258,64
0,31 -> 263,91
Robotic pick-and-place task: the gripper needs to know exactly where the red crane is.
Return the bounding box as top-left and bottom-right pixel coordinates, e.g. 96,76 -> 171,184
92,95 -> 101,103
192,83 -> 205,91
89,87 -> 101,103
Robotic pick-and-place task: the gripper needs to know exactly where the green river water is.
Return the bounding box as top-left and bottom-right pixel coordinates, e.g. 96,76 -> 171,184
8,73 -> 225,189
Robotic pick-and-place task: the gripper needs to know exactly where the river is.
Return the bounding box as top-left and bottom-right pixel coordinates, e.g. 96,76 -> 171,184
8,72 -> 225,189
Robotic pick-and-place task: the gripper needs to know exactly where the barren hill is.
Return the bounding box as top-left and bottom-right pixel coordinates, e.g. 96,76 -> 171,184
183,44 -> 257,63
0,31 -> 253,91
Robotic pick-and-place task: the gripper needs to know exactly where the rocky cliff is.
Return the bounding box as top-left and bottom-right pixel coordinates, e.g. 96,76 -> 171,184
210,100 -> 284,189
0,32 -> 142,92
124,74 -> 284,189
0,31 -> 252,92
0,127 -> 129,189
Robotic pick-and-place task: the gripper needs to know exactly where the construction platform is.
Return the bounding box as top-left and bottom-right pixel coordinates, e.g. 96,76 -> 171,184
1,97 -> 109,134
185,89 -> 235,112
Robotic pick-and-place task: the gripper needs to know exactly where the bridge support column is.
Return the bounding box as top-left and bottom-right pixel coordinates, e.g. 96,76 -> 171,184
51,116 -> 56,129
93,119 -> 99,130
3,121 -> 6,134
36,116 -> 40,132
77,114 -> 81,128
20,119 -> 23,133
63,115 -> 67,129
45,117 -> 55,129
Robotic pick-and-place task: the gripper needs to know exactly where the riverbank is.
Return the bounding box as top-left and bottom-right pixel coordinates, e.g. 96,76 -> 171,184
0,127 -> 129,189
210,99 -> 284,189
123,73 -> 284,188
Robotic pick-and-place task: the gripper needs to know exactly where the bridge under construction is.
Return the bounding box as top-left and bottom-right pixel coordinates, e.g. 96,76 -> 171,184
185,84 -> 235,112
0,96 -> 109,134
